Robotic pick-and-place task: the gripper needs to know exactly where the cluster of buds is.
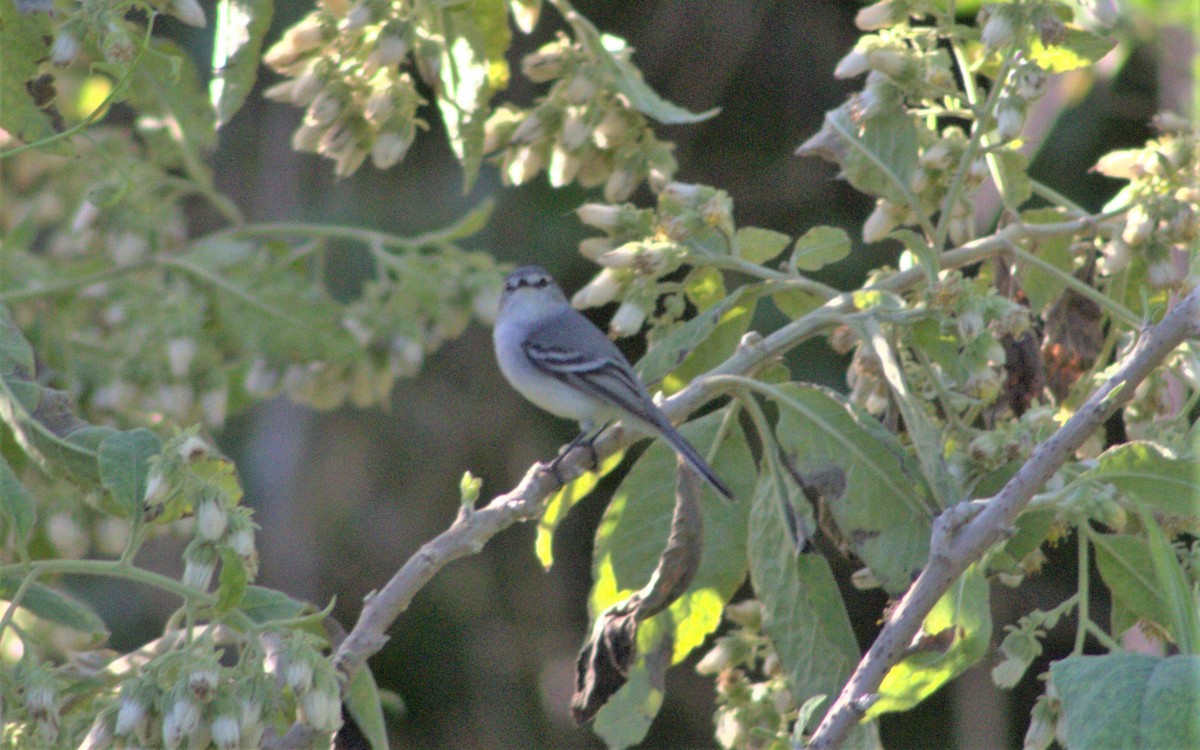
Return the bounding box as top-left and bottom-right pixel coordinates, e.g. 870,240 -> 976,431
484,34 -> 678,200
1094,118 -> 1199,287
263,8 -> 427,176
571,183 -> 736,336
16,660 -> 62,743
834,29 -> 957,119
272,635 -> 343,733
696,600 -> 799,749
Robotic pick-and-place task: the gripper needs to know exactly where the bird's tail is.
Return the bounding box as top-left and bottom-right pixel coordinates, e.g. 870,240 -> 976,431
656,421 -> 735,501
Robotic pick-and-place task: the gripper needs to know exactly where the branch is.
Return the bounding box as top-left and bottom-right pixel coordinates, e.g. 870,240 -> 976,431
267,212 -> 1116,746
805,285 -> 1200,750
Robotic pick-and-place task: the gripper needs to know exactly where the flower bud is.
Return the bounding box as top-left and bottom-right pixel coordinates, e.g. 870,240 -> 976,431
1098,237 -> 1132,275
592,110 -> 631,150
196,496 -> 228,541
572,268 -> 622,309
1017,66 -> 1048,100
510,112 -> 546,144
264,15 -> 325,70
855,0 -> 897,30
609,300 -> 647,337
298,673 -> 342,732
182,541 -> 218,591
210,711 -> 240,750
367,34 -> 409,70
577,203 -> 622,231
371,132 -> 412,169
50,31 -> 80,65
996,103 -> 1025,142
285,657 -> 315,695
862,199 -> 899,243
1147,258 -> 1182,288
561,107 -> 591,149
1121,205 -> 1153,247
244,358 -> 279,396
579,237 -> 615,261
866,48 -> 908,79
170,0 -> 206,27
504,145 -> 546,185
548,144 -> 581,187
188,665 -> 220,703
834,48 -> 870,79
521,45 -> 566,83
981,10 -> 1014,50
603,167 -> 639,202
564,72 -> 597,104
79,715 -> 113,749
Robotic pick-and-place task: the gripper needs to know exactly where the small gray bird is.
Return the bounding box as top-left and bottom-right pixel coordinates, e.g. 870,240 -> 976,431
492,265 -> 733,500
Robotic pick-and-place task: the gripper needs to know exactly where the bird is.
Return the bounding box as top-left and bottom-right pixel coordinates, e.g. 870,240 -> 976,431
492,265 -> 733,500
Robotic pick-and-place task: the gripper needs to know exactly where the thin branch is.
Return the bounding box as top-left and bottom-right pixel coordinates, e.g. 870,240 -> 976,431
805,285 -> 1200,750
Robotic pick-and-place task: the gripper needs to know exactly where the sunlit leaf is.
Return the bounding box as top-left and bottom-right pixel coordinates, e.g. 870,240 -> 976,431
210,0 -> 274,125
790,226 -> 851,272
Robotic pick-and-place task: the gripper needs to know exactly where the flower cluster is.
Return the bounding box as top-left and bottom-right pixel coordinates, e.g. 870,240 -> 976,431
696,601 -> 798,750
485,33 -> 678,199
263,2 -> 427,177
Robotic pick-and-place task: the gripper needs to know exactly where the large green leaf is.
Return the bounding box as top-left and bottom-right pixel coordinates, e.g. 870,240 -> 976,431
735,227 -> 791,265
596,34 -> 719,125
210,0 -> 274,125
0,0 -> 58,145
773,384 -> 932,594
1051,654 -> 1200,750
1016,207 -> 1074,314
434,0 -> 511,188
344,667 -> 390,750
1030,29 -> 1117,74
1082,441 -> 1199,519
748,471 -> 876,742
638,283 -> 764,394
813,103 -> 919,205
98,428 -> 162,517
590,411 -> 753,656
868,565 -> 991,716
0,305 -> 34,376
535,449 -> 624,569
0,455 -> 35,546
790,226 -> 851,272
0,575 -> 109,643
1092,532 -> 1172,636
1139,509 -> 1200,654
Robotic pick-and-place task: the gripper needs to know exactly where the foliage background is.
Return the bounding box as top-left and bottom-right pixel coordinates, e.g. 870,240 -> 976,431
4,0 -> 1181,747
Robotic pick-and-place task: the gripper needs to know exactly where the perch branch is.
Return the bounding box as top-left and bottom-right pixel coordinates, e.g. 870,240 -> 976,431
805,285 -> 1200,750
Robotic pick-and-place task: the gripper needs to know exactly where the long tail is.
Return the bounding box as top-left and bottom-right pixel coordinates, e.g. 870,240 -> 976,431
656,421 -> 735,501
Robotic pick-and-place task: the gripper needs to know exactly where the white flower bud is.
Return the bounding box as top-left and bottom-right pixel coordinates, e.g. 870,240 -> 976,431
609,300 -> 647,337
866,48 -> 907,79
79,716 -> 113,749
162,697 -> 201,749
510,113 -> 545,144
182,543 -> 218,591
564,72 -> 597,104
50,31 -> 80,65
364,90 -> 394,125
1147,258 -> 1181,288
210,713 -> 240,750
603,167 -> 638,203
592,110 -> 630,150
1017,67 -> 1048,100
855,0 -> 897,30
981,11 -> 1014,49
996,104 -> 1025,142
188,665 -> 220,702
577,203 -> 622,231
521,46 -> 566,83
297,674 -> 342,732
1121,205 -> 1153,247
561,107 -> 590,149
285,658 -> 314,695
368,34 -> 409,70
167,337 -> 197,377
548,144 -> 581,187
578,237 -> 615,261
862,199 -> 899,243
196,497 -> 228,541
291,121 -> 324,152
571,268 -> 622,309
834,48 -> 870,79
244,358 -> 279,397
1098,238 -> 1132,275
47,513 -> 88,559
371,132 -> 412,169
504,145 -> 545,185
170,0 -> 206,27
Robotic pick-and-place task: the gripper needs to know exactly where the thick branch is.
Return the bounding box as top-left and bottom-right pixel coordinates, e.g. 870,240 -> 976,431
806,286 -> 1200,750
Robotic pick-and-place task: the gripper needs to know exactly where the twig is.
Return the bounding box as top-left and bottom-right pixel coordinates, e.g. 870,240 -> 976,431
805,285 -> 1200,750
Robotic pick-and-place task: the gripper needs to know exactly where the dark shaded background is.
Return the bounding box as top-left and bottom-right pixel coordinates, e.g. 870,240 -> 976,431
138,1 -> 1175,747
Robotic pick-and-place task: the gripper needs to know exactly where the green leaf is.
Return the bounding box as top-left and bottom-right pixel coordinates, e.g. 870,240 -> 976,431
1016,207 -> 1074,313
535,449 -> 624,569
98,428 -> 162,516
1082,441 -> 1199,519
210,0 -> 274,126
790,226 -> 851,272
0,575 -> 109,643
435,0 -> 511,188
1051,654 -> 1200,750
216,547 -> 248,613
410,198 -> 495,244
1092,533 -> 1172,636
992,149 -> 1032,209
595,34 -> 719,125
822,103 -> 919,205
991,507 -> 1055,574
131,39 -> 218,156
909,318 -> 967,383
868,565 -> 991,716
238,585 -> 310,624
639,283 -> 764,395
0,0 -> 58,146
344,667 -> 390,750
1030,29 -> 1117,74
1139,509 -> 1200,654
773,384 -> 931,594
771,288 -> 822,320
748,472 -> 864,736
0,305 -> 34,376
590,411 -> 753,664
0,455 -> 35,546
735,227 -> 791,265
683,266 -> 726,312
592,627 -> 670,749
